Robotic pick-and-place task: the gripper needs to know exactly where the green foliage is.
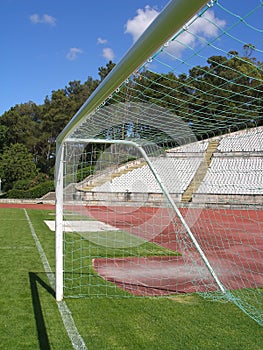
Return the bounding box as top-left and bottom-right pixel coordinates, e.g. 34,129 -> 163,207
98,60 -> 116,81
0,143 -> 38,190
30,172 -> 50,186
0,102 -> 40,147
9,174 -> 52,197
6,181 -> 54,199
0,69 -> 100,179
0,124 -> 8,152
13,179 -> 31,191
76,166 -> 95,182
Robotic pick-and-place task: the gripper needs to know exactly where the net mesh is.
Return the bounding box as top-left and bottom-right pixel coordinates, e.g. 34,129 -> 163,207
59,0 -> 263,326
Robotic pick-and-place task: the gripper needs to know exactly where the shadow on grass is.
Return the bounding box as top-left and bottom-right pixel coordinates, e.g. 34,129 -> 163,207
29,272 -> 55,350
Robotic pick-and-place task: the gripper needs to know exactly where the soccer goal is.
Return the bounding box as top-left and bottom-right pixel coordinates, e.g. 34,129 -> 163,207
55,0 -> 263,326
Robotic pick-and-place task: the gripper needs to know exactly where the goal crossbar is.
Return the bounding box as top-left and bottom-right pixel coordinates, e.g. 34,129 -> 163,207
56,0 -> 208,148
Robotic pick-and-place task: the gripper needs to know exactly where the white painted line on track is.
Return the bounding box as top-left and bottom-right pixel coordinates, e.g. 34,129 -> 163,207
24,209 -> 87,350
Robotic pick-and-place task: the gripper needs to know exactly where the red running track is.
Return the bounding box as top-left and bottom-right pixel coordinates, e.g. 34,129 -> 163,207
0,202 -> 55,210
84,206 -> 263,296
2,203 -> 262,296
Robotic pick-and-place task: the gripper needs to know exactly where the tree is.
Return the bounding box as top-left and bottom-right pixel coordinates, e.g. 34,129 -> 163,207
0,125 -> 8,153
243,43 -> 256,59
0,143 -> 38,190
98,60 -> 116,81
0,102 -> 40,149
64,78 -> 99,112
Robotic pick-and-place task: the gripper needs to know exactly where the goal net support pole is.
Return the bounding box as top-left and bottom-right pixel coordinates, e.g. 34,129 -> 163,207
135,143 -> 227,295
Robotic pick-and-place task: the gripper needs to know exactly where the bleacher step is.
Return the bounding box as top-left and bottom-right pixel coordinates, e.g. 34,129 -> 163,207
181,139 -> 219,202
81,161 -> 146,191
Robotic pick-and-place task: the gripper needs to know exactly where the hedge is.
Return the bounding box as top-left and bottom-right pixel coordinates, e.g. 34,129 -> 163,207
6,181 -> 55,199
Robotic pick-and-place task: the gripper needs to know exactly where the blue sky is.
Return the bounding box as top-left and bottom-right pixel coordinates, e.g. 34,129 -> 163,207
1,0 -> 168,115
1,0 -> 262,116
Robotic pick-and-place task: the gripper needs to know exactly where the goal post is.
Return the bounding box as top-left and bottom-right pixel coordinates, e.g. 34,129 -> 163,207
55,0 -> 209,302
65,137 -> 227,295
55,0 -> 263,327
55,144 -> 64,302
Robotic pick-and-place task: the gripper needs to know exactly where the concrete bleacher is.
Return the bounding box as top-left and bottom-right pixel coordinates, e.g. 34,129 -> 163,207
92,157 -> 203,195
217,127 -> 263,152
196,157 -> 263,195
79,126 -> 262,207
192,126 -> 263,206
167,140 -> 209,154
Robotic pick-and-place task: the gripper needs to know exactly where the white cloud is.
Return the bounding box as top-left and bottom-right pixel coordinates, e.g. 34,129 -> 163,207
125,5 -> 159,43
124,7 -> 226,58
30,14 -> 40,23
102,47 -> 115,61
30,13 -> 56,26
166,10 -> 226,57
97,37 -> 108,45
191,10 -> 226,38
66,48 -> 83,61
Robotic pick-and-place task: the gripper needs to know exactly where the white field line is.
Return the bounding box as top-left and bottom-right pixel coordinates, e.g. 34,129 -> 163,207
24,209 -> 87,350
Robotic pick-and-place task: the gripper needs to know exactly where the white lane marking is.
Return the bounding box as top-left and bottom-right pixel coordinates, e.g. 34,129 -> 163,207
24,209 -> 87,350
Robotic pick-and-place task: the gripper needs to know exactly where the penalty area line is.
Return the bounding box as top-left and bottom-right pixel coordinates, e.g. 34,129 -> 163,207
24,209 -> 87,350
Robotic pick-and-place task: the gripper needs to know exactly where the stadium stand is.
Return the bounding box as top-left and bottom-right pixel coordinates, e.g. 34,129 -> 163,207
79,126 -> 262,207
196,157 -> 263,195
218,128 -> 263,153
93,157 -> 203,194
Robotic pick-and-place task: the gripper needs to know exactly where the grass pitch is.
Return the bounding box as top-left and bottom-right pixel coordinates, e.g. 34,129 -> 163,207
0,207 -> 262,349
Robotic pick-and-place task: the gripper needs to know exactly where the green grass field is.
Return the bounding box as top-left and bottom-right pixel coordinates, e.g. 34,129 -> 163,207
0,207 -> 262,349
